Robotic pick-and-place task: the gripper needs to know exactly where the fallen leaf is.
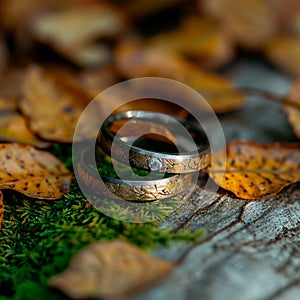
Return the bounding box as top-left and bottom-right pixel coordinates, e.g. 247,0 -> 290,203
114,40 -> 245,113
210,141 -> 300,200
264,34 -> 300,77
266,0 -> 300,32
0,143 -> 72,199
201,0 -> 277,49
0,191 -> 3,230
31,3 -> 125,66
20,65 -> 89,143
49,239 -> 174,299
148,16 -> 235,69
77,66 -> 117,98
0,68 -> 25,100
0,111 -> 49,147
284,80 -> 300,139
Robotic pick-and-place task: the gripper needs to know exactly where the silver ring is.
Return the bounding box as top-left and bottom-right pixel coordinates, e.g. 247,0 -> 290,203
99,110 -> 211,173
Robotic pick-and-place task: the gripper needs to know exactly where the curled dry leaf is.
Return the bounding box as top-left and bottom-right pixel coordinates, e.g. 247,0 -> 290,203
264,34 -> 300,77
20,65 -> 89,143
0,143 -> 72,199
0,191 -> 3,230
114,40 -> 245,113
0,111 -> 49,148
31,3 -> 125,66
284,79 -> 300,139
201,0 -> 277,49
210,141 -> 300,200
148,16 -> 234,69
49,239 -> 174,299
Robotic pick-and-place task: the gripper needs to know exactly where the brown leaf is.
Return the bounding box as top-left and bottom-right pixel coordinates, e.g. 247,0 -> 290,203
31,3 -> 125,66
0,143 -> 72,199
265,34 -> 300,77
284,80 -> 300,139
0,111 -> 49,147
49,239 -> 174,299
20,65 -> 89,143
201,0 -> 277,49
148,16 -> 235,69
114,40 -> 245,113
77,66 -> 117,99
210,141 -> 300,200
0,191 -> 3,230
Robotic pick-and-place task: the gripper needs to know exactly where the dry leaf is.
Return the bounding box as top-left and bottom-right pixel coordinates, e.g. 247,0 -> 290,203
0,191 -> 3,230
0,68 -> 25,101
266,0 -> 300,32
20,65 -> 89,143
201,0 -> 277,49
77,66 -> 117,99
49,239 -> 174,299
0,111 -> 49,147
114,40 -> 245,113
31,3 -> 125,66
264,34 -> 300,77
0,143 -> 72,199
210,140 -> 300,200
284,80 -> 300,139
148,16 -> 234,69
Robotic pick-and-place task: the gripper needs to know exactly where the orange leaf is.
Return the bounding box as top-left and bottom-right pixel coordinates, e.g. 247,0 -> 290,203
0,143 -> 72,199
201,0 -> 277,49
114,40 -> 245,114
210,141 -> 300,200
31,3 -> 125,66
20,65 -> 89,143
264,34 -> 300,77
0,110 -> 49,147
49,239 -> 174,299
285,79 -> 300,139
0,191 -> 3,230
148,16 -> 235,69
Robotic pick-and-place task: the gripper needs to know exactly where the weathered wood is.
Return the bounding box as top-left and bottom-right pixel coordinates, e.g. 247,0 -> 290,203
128,59 -> 300,300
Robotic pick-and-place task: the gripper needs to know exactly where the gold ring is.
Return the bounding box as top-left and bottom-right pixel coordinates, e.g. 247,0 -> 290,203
78,147 -> 194,201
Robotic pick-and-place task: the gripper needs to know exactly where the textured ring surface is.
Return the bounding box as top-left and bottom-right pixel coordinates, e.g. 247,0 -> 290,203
78,147 -> 193,201
99,110 -> 211,173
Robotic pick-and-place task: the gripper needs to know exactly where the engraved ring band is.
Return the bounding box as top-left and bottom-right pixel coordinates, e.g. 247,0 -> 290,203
78,146 -> 194,201
98,110 -> 211,174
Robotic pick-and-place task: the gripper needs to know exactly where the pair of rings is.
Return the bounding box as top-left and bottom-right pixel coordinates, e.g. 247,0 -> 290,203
79,110 -> 210,201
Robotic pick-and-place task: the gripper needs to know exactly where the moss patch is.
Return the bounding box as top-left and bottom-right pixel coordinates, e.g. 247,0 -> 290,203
0,144 -> 204,299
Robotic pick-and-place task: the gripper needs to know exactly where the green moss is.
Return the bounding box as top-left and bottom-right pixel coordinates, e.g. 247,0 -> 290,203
0,144 -> 205,299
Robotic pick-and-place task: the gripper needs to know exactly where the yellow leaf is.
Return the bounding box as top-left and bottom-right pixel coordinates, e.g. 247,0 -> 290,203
0,111 -> 49,148
31,3 -> 125,66
202,0 -> 277,49
210,141 -> 300,200
265,34 -> 300,77
0,143 -> 72,199
49,239 -> 174,299
20,65 -> 89,143
114,40 -> 245,114
148,16 -> 234,69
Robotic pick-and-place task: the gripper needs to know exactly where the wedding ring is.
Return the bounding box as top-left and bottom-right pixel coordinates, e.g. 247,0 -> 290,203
99,110 -> 210,173
78,147 -> 193,201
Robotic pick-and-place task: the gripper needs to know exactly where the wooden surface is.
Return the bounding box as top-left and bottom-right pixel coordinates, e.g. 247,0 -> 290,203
128,58 -> 300,300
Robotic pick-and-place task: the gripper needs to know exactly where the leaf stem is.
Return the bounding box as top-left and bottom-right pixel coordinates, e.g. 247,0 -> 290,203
239,87 -> 300,110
